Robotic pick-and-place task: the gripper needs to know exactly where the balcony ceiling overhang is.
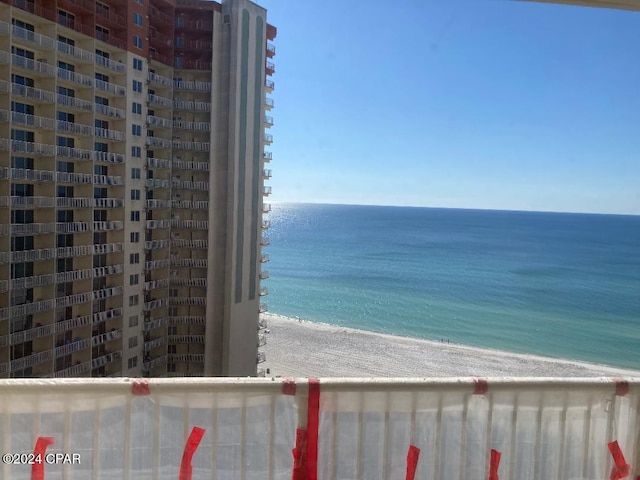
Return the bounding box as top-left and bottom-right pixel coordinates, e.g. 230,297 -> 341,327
519,0 -> 640,10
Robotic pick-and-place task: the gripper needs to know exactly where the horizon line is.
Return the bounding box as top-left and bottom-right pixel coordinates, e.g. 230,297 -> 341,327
269,201 -> 640,217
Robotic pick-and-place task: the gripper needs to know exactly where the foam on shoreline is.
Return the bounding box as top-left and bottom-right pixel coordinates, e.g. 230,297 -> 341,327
261,313 -> 640,378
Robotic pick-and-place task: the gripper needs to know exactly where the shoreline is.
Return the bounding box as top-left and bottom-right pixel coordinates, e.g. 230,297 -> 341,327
261,313 -> 640,378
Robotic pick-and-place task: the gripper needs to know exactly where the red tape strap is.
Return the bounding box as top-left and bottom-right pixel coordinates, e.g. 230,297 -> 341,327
131,379 -> 150,396
31,437 -> 54,480
608,441 -> 631,480
179,426 -> 206,480
474,378 -> 488,395
489,449 -> 501,480
306,379 -> 320,480
614,379 -> 629,397
282,378 -> 297,396
405,445 -> 420,480
291,428 -> 307,480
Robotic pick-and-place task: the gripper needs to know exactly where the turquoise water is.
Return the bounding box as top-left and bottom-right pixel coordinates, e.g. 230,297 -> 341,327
265,203 -> 640,370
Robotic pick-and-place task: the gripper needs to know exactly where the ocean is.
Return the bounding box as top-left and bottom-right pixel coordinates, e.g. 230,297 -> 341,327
264,203 -> 640,370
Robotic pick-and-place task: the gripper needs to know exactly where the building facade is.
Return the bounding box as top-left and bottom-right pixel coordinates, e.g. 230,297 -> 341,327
0,0 -> 275,378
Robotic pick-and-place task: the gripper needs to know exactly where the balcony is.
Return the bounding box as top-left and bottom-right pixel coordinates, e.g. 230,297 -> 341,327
264,115 -> 274,127
263,168 -> 272,178
144,336 -> 167,352
266,61 -> 275,76
57,120 -> 93,136
173,120 -> 211,131
171,159 -> 209,171
10,350 -> 52,371
263,151 -> 272,162
146,157 -> 171,169
264,133 -> 273,145
265,97 -> 274,110
147,115 -> 173,129
3,378 -> 631,478
148,71 -> 173,88
147,94 -> 173,109
171,239 -> 208,249
54,338 -> 90,357
169,278 -> 207,287
172,141 -> 210,151
91,329 -> 122,347
143,317 -> 170,332
171,220 -> 208,230
145,178 -> 170,189
142,354 -> 167,372
146,137 -> 172,149
95,55 -> 126,74
11,54 -> 56,76
95,104 -> 126,119
94,127 -> 126,142
168,315 -> 206,325
95,79 -> 126,96
57,68 -> 94,88
261,236 -> 270,246
57,93 -> 93,112
144,239 -> 171,249
173,80 -> 211,91
169,335 -> 205,344
169,297 -> 206,306
170,258 -> 207,268
259,270 -> 270,280
57,41 -> 94,63
265,79 -> 275,92
171,200 -> 208,209
173,100 -> 211,111
91,350 -> 122,370
4,80 -> 54,103
267,42 -> 276,57
169,354 -> 204,363
261,253 -> 270,263
262,203 -> 272,213
10,23 -> 56,50
263,186 -> 272,196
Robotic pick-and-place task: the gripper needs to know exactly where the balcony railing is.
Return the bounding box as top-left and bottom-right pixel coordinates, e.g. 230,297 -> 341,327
147,115 -> 173,128
4,80 -> 54,102
5,378 -> 630,478
173,100 -> 211,111
57,68 -> 94,87
145,177 -> 170,188
95,79 -> 126,96
94,55 -> 126,74
95,103 -> 126,119
10,23 -> 55,49
147,94 -> 173,109
57,41 -> 94,63
173,80 -> 211,91
11,54 -> 56,76
148,71 -> 173,88
57,93 -> 93,112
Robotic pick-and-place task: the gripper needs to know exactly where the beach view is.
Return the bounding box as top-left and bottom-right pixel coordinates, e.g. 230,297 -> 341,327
258,0 -> 640,378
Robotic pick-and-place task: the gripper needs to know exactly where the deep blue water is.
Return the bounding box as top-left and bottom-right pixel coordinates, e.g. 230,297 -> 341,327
265,203 -> 640,370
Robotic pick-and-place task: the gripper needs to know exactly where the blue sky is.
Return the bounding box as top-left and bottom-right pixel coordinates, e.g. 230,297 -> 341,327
259,0 -> 640,214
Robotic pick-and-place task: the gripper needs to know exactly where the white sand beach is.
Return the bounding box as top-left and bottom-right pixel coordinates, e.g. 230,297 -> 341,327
261,314 -> 640,378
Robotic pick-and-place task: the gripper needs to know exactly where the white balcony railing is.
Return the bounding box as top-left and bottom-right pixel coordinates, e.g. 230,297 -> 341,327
3,378 -> 633,479
27,379 -> 640,477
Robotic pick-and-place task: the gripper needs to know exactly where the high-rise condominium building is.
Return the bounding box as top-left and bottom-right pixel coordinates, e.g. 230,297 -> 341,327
0,0 -> 275,378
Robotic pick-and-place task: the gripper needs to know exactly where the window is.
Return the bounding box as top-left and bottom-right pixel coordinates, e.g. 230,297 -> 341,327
130,232 -> 140,243
57,161 -> 74,173
132,102 -> 142,115
133,58 -> 143,71
131,211 -> 140,221
133,35 -> 143,49
57,136 -> 74,148
94,187 -> 107,199
130,253 -> 139,264
131,146 -> 141,158
168,326 -> 177,335
128,295 -> 139,307
129,315 -> 139,327
127,357 -> 137,369
57,111 -> 74,123
12,157 -> 34,169
135,0 -> 143,4
95,95 -> 108,106
131,189 -> 141,200
132,168 -> 141,179
130,274 -> 139,286
11,102 -> 34,115
58,9 -> 75,28
95,119 -> 109,131
58,86 -> 74,97
133,13 -> 143,26
132,124 -> 141,136
169,288 -> 178,297
56,186 -> 73,198
12,236 -> 34,252
95,142 -> 108,152
12,75 -> 34,88
95,72 -> 109,83
133,80 -> 143,93
12,183 -> 34,197
11,129 -> 34,143
57,60 -> 74,72
95,25 -> 109,41
168,345 -> 177,354
12,46 -> 34,59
